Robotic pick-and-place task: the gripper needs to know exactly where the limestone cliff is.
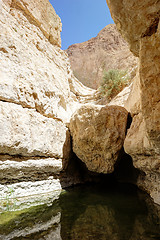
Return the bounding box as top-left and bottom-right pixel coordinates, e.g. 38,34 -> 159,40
66,24 -> 137,89
106,0 -> 160,204
0,0 -> 96,210
1,0 -> 159,210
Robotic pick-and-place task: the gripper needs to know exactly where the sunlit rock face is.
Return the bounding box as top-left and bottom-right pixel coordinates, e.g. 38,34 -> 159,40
66,24 -> 137,89
106,0 -> 160,204
0,0 -> 95,124
0,0 -> 96,209
0,101 -> 70,159
69,104 -> 128,173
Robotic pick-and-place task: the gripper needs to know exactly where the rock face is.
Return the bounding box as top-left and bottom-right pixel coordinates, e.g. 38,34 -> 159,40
66,24 -> 137,89
0,0 -> 95,124
69,104 -> 128,173
0,101 -> 70,159
0,0 -> 96,210
106,0 -> 160,57
106,0 -> 160,204
2,0 -> 62,47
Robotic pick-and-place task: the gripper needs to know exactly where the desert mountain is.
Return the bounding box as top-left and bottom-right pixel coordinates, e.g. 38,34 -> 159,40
66,24 -> 137,89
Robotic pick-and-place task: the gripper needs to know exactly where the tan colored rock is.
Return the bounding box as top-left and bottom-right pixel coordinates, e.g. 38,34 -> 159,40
69,104 -> 128,173
66,24 -> 137,89
0,0 -> 95,123
124,112 -> 160,204
106,0 -> 160,56
3,0 -> 62,47
0,0 -> 99,211
0,155 -> 62,183
139,24 -> 160,155
0,101 -> 70,159
0,179 -> 62,212
124,113 -> 154,156
107,0 -> 160,204
108,83 -> 132,108
124,72 -> 141,116
0,0 -> 98,210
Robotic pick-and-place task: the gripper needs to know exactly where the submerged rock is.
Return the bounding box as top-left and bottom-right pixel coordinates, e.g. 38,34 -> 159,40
69,104 -> 128,173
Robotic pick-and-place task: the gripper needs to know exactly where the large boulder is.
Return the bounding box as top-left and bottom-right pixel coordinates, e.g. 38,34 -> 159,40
69,104 -> 128,173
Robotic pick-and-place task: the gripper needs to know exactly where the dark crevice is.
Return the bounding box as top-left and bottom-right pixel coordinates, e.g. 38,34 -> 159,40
60,152 -> 105,188
142,17 -> 159,37
126,112 -> 132,135
60,146 -> 140,189
113,149 -> 140,185
0,153 -> 61,161
0,47 -> 8,53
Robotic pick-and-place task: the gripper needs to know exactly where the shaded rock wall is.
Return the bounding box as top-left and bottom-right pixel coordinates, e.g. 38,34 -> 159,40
106,0 -> 160,204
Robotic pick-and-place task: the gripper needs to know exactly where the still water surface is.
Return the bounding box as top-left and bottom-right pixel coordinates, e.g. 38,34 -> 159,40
0,183 -> 160,240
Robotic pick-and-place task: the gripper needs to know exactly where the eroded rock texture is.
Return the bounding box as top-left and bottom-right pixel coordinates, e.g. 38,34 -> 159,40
66,24 -> 137,89
106,0 -> 160,204
0,0 -> 96,209
69,104 -> 128,173
106,0 -> 160,57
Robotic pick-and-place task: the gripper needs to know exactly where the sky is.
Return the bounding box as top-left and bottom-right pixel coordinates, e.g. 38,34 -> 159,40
49,0 -> 114,50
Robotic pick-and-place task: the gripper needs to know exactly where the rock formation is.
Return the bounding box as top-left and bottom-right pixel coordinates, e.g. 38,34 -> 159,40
69,104 -> 128,173
0,0 -> 159,210
106,0 -> 160,204
66,24 -> 137,89
0,0 -> 96,210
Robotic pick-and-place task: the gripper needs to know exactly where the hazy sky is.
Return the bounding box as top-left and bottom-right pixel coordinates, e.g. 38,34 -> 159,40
49,0 -> 114,50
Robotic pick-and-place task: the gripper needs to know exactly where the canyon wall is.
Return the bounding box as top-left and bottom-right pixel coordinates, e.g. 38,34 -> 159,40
0,0 -> 96,210
0,0 -> 159,210
66,24 -> 137,89
106,0 -> 160,204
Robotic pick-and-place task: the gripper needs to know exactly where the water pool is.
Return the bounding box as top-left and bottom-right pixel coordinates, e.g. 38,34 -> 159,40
0,183 -> 160,240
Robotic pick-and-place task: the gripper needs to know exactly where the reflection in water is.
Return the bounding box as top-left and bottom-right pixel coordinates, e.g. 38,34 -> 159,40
0,183 -> 160,240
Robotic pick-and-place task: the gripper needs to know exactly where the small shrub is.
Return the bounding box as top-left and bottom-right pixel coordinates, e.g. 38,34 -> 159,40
99,69 -> 130,101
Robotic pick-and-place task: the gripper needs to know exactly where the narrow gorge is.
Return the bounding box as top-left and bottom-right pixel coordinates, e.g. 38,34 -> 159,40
0,0 -> 160,239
